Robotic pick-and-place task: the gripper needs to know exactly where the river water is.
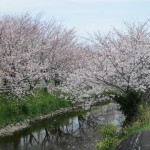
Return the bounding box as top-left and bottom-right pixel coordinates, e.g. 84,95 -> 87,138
0,103 -> 124,150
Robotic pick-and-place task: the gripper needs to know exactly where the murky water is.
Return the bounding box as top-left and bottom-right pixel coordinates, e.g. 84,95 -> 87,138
0,103 -> 124,150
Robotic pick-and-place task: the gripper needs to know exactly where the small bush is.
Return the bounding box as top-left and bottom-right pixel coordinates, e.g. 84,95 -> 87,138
95,124 -> 118,150
100,124 -> 117,138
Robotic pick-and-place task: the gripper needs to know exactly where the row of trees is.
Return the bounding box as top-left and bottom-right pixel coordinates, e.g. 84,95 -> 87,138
1,14 -> 150,119
67,22 -> 150,98
0,14 -> 84,95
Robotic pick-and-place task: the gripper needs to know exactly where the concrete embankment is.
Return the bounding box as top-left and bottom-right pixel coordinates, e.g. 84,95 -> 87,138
0,106 -> 80,137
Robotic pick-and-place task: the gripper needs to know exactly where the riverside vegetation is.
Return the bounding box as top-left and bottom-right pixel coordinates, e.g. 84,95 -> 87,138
0,89 -> 71,127
95,102 -> 150,150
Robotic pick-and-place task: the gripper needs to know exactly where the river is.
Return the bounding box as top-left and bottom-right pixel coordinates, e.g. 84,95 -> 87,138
0,103 -> 124,150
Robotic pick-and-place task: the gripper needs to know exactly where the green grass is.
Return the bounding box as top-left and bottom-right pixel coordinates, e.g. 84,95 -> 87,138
0,89 -> 71,127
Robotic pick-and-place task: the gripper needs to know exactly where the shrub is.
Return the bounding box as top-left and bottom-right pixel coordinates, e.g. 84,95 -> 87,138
100,124 -> 117,138
95,124 -> 118,150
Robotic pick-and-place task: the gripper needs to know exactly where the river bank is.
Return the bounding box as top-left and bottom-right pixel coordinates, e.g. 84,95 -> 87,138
0,106 -> 81,137
0,93 -> 108,137
0,103 -> 124,150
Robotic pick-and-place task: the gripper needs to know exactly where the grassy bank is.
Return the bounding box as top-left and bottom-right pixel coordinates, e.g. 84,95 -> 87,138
119,103 -> 150,139
0,89 -> 71,127
95,103 -> 150,150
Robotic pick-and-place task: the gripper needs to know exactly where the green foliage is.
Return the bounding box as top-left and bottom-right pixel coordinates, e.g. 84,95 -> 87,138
95,137 -> 118,150
104,89 -> 141,123
138,104 -> 144,114
0,89 -> 71,126
100,124 -> 117,138
95,124 -> 118,150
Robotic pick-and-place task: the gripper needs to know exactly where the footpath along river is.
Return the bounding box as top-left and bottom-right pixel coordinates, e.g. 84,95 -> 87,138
0,103 -> 124,150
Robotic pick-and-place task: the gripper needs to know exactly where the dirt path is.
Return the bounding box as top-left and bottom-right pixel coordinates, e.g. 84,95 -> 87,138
116,131 -> 150,150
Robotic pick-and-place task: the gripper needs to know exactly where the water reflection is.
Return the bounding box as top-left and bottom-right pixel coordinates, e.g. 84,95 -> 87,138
0,103 -> 124,150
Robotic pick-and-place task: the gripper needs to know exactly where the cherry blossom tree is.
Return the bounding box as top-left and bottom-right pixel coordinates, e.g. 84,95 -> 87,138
39,26 -> 79,93
0,14 -> 80,96
0,14 -> 43,95
90,22 -> 150,95
72,21 -> 150,121
61,46 -> 100,99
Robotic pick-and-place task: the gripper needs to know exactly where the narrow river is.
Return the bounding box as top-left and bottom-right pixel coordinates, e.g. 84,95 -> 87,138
0,103 -> 124,150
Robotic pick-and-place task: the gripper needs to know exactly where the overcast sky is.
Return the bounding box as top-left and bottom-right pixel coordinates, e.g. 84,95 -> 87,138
0,0 -> 149,37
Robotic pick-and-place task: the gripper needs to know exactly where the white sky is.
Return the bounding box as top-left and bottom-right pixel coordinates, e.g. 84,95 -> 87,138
0,0 -> 149,37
